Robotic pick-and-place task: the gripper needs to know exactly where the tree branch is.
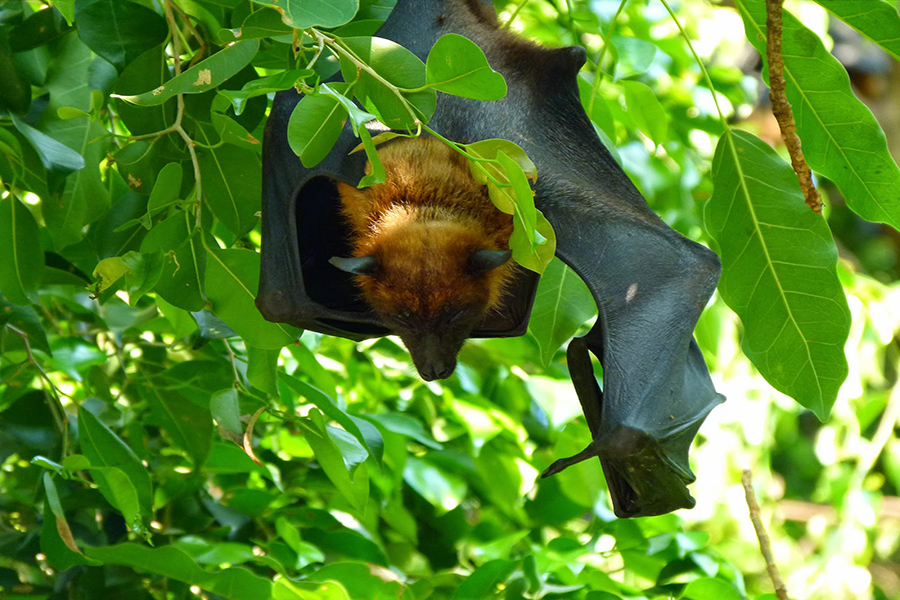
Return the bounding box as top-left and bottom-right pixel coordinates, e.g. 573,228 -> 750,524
765,0 -> 822,214
742,469 -> 792,600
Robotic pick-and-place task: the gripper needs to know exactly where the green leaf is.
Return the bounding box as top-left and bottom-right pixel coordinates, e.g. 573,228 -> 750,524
92,251 -> 164,305
0,296 -> 51,355
682,578 -> 742,600
146,382 -> 214,467
114,44 -> 175,136
813,0 -> 900,61
218,70 -> 311,115
527,258 -> 597,365
121,251 -> 164,305
274,578 -> 351,600
148,162 -> 183,214
219,7 -> 293,43
205,248 -> 298,349
56,1 -> 75,26
340,37 -> 436,129
288,85 -> 350,168
281,373 -> 382,463
140,214 -> 206,311
310,563 -> 404,600
211,388 -> 242,435
365,412 -> 443,450
40,480 -> 99,570
40,119 -> 111,250
706,130 -> 850,419
196,140 -> 261,237
738,0 -> 900,232
610,36 -> 658,80
298,411 -> 370,511
247,346 -> 280,397
114,40 -> 260,106
403,456 -> 467,514
452,559 -> 519,600
0,194 -> 44,305
75,0 -> 167,72
248,0 -> 359,29
89,466 -> 145,537
11,114 -> 84,173
425,33 -> 507,100
155,295 -> 199,339
0,37 -> 32,114
85,544 -> 274,599
78,407 -> 153,523
622,80 -> 667,145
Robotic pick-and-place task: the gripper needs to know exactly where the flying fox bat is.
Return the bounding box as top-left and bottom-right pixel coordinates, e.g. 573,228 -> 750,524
256,0 -> 724,517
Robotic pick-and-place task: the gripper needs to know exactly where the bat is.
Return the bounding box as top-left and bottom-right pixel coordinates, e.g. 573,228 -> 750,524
256,0 -> 725,517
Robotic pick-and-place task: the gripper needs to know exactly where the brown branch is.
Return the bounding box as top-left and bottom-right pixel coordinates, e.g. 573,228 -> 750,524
742,470 -> 792,600
765,0 -> 822,214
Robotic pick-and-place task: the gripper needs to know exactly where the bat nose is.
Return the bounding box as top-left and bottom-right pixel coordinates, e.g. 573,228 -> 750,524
418,361 -> 455,381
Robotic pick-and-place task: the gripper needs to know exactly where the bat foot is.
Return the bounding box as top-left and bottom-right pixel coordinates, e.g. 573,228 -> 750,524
540,440 -> 602,478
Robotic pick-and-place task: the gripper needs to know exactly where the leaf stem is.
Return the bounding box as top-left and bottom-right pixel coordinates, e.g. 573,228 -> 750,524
306,29 -> 422,128
7,324 -> 69,458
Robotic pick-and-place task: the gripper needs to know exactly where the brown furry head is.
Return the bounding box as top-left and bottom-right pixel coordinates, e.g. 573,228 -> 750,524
332,138 -> 514,380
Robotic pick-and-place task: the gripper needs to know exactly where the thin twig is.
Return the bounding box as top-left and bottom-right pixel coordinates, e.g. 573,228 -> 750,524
7,325 -> 69,458
742,470 -> 792,600
500,0 -> 530,30
765,0 -> 822,214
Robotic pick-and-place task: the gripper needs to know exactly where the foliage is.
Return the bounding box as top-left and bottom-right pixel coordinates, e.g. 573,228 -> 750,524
0,1 -> 899,599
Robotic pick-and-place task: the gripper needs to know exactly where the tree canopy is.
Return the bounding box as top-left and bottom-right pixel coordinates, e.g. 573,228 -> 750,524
1,1 -> 900,599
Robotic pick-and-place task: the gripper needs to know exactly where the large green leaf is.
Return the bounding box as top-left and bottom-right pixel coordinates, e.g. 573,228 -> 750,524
738,0 -> 900,232
74,0 -> 168,72
706,130 -> 850,419
78,406 -> 153,523
0,194 -> 44,305
145,381 -> 213,467
114,40 -> 260,106
141,213 -> 206,311
248,0 -> 359,29
196,136 -> 260,237
41,119 -> 111,250
425,33 -> 507,100
298,410 -> 370,511
204,248 -> 298,349
813,0 -> 900,61
527,258 -> 596,366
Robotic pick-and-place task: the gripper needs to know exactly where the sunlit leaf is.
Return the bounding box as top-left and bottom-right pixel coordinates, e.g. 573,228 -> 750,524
706,130 -> 850,418
114,40 -> 260,106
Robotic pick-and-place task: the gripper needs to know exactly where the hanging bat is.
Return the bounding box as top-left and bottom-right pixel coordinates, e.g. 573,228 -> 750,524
257,0 -> 725,517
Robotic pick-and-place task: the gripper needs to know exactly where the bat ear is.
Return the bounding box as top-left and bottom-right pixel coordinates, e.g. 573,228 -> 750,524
470,249 -> 512,273
329,255 -> 380,276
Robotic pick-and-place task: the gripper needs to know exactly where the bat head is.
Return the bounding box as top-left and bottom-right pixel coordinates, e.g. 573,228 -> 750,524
330,221 -> 512,380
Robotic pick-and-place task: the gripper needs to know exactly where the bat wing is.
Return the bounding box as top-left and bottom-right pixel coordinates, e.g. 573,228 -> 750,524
258,0 -> 725,517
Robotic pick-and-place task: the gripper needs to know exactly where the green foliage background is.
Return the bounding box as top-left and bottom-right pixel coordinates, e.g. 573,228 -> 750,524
1,0 -> 899,599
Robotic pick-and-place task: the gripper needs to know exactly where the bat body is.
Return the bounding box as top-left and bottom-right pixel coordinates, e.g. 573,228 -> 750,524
332,138 -> 515,381
258,0 -> 725,517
